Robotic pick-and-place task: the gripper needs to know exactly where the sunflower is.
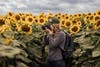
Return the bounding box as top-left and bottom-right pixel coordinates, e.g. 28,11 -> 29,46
72,20 -> 78,25
76,21 -> 82,26
21,16 -> 26,23
93,15 -> 100,22
65,15 -> 70,20
57,12 -> 62,16
77,13 -> 82,17
39,12 -> 46,18
60,19 -> 66,27
73,14 -> 78,17
13,14 -> 21,22
84,16 -> 90,23
25,16 -> 34,25
64,20 -> 72,28
95,19 -> 100,29
96,10 -> 100,15
0,19 -> 5,26
34,16 -> 39,24
57,15 -> 62,20
38,17 -> 46,25
70,25 -> 80,34
48,12 -> 53,16
6,12 -> 14,19
86,24 -> 94,31
87,12 -> 92,16
46,15 -> 53,20
20,24 -> 32,34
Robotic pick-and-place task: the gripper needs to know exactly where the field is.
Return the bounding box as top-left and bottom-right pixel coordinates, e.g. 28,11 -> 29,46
0,10 -> 100,67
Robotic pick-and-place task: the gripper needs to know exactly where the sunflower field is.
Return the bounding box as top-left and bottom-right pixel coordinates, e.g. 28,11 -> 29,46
0,10 -> 100,67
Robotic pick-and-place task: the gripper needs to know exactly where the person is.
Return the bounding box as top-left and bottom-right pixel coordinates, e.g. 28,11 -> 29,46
42,18 -> 66,67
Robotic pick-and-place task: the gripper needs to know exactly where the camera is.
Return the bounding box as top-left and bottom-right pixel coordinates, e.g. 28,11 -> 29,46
42,24 -> 51,30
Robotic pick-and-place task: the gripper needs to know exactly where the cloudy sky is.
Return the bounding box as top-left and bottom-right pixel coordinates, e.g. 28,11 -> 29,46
0,0 -> 100,15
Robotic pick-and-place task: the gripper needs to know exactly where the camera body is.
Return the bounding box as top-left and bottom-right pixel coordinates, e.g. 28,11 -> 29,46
42,24 -> 51,30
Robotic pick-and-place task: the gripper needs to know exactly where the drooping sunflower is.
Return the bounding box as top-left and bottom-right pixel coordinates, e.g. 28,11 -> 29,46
25,16 -> 34,25
64,20 -> 72,28
20,24 -> 32,34
70,25 -> 80,34
86,24 -> 95,31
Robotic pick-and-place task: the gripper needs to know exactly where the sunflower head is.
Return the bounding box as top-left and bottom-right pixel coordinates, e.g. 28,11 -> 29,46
25,16 -> 34,25
21,24 -> 32,34
64,20 -> 72,28
96,10 -> 100,15
72,20 -> 77,25
94,15 -> 100,21
14,14 -> 21,21
60,19 -> 66,27
0,19 -> 5,26
95,19 -> 100,29
38,17 -> 46,25
70,25 -> 80,34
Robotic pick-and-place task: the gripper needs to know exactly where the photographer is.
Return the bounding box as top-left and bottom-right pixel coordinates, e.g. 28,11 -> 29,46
42,18 -> 66,67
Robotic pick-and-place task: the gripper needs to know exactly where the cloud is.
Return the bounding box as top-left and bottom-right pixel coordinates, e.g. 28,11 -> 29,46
0,0 -> 100,15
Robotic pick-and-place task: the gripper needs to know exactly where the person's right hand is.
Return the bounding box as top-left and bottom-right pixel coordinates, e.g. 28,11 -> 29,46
45,27 -> 53,35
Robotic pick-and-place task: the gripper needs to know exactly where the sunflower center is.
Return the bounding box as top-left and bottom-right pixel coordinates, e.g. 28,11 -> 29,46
96,20 -> 100,27
35,19 -> 38,22
88,13 -> 91,15
62,21 -> 65,24
22,17 -> 25,21
88,25 -> 93,29
72,20 -> 77,24
40,19 -> 44,23
21,25 -> 30,32
9,13 -> 12,16
66,16 -> 68,19
15,15 -> 20,21
98,12 -> 100,15
66,22 -> 71,27
95,16 -> 100,21
72,26 -> 78,32
58,17 -> 60,19
0,20 -> 5,26
28,18 -> 33,22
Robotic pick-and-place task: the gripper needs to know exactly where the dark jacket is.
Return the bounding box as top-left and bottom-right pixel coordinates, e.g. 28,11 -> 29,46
43,31 -> 66,61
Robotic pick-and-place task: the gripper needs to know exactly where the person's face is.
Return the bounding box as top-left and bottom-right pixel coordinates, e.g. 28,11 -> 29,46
52,24 -> 59,31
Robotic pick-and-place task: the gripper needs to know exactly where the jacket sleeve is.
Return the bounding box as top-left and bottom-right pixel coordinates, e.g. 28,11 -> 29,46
48,32 -> 65,48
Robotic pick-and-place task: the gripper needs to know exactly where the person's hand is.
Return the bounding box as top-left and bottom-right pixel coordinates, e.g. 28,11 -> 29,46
45,27 -> 53,35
